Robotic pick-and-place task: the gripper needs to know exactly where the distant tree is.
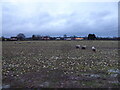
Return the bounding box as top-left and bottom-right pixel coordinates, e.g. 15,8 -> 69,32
88,34 -> 96,40
37,35 -> 42,40
73,35 -> 77,38
32,35 -> 36,40
63,34 -> 67,38
17,33 -> 25,40
1,36 -> 5,41
32,35 -> 43,40
50,37 -> 56,40
71,35 -> 77,38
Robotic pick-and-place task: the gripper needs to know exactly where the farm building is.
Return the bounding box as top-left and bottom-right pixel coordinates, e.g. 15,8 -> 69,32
56,38 -> 61,40
64,38 -> 72,41
10,37 -> 18,41
75,38 -> 84,40
41,36 -> 50,40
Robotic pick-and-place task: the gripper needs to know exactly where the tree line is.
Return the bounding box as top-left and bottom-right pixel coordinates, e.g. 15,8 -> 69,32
1,33 -> 120,41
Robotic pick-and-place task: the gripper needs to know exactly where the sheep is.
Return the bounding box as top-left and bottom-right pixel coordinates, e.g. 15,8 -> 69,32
81,45 -> 86,49
92,46 -> 96,52
76,45 -> 80,49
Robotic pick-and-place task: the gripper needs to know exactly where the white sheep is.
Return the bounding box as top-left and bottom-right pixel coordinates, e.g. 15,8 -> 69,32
81,45 -> 86,49
76,45 -> 80,49
92,46 -> 96,52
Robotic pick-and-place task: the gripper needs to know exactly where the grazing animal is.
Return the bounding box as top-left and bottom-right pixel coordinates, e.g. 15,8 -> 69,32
76,45 -> 80,49
92,46 -> 96,52
81,45 -> 86,49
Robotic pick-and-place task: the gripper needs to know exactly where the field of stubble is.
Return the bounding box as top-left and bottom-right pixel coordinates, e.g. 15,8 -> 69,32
2,40 -> 120,88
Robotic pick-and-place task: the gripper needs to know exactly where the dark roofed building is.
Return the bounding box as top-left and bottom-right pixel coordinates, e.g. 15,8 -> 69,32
10,37 -> 18,41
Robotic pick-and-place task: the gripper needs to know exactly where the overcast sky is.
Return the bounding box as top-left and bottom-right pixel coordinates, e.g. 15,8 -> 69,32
2,2 -> 118,37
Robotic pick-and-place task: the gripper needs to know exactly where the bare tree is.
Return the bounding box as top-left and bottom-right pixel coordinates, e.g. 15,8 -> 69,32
17,33 -> 25,40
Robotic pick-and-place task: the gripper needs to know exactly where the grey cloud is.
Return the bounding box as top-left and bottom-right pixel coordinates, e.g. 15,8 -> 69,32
2,2 -> 118,37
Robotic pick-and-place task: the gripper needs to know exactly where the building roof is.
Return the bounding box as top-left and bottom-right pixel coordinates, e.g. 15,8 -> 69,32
75,38 -> 84,39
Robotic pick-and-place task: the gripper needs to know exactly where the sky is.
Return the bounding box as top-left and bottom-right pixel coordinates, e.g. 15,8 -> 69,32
1,1 -> 118,37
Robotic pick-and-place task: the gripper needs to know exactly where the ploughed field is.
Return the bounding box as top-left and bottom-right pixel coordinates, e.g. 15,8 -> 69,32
2,41 -> 119,88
